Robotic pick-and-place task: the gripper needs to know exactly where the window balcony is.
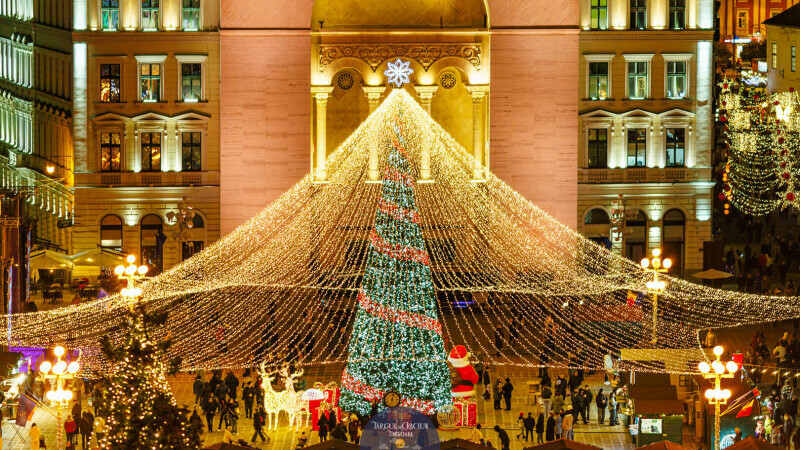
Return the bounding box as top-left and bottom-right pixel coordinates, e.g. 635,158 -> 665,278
77,171 -> 219,188
579,167 -> 709,184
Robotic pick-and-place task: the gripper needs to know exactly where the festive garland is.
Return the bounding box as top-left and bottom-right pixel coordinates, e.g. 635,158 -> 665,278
369,229 -> 431,266
357,289 -> 443,336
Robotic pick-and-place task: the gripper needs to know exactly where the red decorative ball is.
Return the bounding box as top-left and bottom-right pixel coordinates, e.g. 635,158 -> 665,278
723,83 -> 729,89
788,193 -> 796,201
785,173 -> 791,180
779,137 -> 785,144
791,87 -> 796,93
718,192 -> 727,201
775,100 -> 781,105
782,162 -> 788,169
720,116 -> 728,122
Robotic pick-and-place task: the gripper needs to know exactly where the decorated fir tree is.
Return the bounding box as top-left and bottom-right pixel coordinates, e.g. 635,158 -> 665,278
339,105 -> 451,415
99,306 -> 201,450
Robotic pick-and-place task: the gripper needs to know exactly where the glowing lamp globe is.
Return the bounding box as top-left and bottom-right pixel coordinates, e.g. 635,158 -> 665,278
125,265 -> 136,275
712,360 -> 725,374
704,389 -> 714,400
663,259 -> 672,269
120,288 -> 130,297
726,361 -> 739,373
137,265 -> 148,275
722,389 -> 732,400
698,361 -> 711,373
713,346 -> 724,357
54,346 -> 65,358
126,254 -> 136,264
67,361 -> 80,374
114,265 -> 125,275
640,258 -> 650,269
53,361 -> 67,375
652,248 -> 661,257
64,390 -> 74,401
46,390 -> 56,402
39,361 -> 52,374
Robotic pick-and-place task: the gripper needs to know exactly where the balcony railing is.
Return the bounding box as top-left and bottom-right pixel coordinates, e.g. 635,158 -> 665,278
579,167 -> 709,184
79,171 -> 219,187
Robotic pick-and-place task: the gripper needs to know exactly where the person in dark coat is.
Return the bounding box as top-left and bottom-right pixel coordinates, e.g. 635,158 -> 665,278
327,409 -> 337,433
71,401 -> 82,428
522,412 -> 535,442
317,412 -> 329,441
193,375 -> 205,405
572,389 -> 585,424
535,412 -> 545,443
554,375 -> 567,397
545,412 -> 556,441
224,372 -> 239,400
79,412 -> 93,449
502,378 -> 513,411
493,381 -> 503,409
202,393 -> 218,433
596,389 -> 607,424
482,366 -> 491,397
214,381 -> 228,403
217,397 -> 229,430
251,408 -> 268,443
348,418 -> 360,443
582,385 -> 593,424
493,425 -> 510,450
242,382 -> 255,419
331,422 -> 348,440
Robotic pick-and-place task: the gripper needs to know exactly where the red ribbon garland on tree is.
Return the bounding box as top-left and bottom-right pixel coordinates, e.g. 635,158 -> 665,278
357,289 -> 443,335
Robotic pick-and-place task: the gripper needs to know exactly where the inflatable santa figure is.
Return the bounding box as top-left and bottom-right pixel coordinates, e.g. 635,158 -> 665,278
448,345 -> 479,397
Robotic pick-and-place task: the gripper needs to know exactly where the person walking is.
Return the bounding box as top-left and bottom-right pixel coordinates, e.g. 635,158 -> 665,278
348,416 -> 361,443
523,412 -> 535,442
554,411 -> 563,439
596,388 -> 607,424
554,374 -> 567,397
609,390 -> 618,426
317,411 -> 330,442
571,389 -> 585,425
493,425 -> 510,450
545,413 -> 555,442
562,407 -> 574,440
516,412 -> 525,439
227,399 -> 239,433
217,396 -> 229,431
502,378 -> 514,411
251,408 -> 268,444
541,384 -> 553,417
29,423 -> 41,450
535,411 -> 545,443
214,379 -> 228,403
64,415 -> 77,445
193,374 -> 205,405
202,393 -> 218,433
79,412 -> 93,449
470,424 -> 484,443
482,366 -> 491,398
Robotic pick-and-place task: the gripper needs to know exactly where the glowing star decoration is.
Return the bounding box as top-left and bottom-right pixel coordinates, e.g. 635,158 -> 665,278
384,58 -> 413,88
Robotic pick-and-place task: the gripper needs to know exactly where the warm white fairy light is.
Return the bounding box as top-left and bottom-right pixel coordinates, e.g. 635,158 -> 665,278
3,89 -> 800,376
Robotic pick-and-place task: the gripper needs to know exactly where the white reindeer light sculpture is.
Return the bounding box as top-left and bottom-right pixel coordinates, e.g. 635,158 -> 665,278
258,362 -> 309,430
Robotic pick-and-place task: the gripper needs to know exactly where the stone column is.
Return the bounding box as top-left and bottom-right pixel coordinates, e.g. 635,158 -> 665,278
414,85 -> 438,114
311,86 -> 334,181
363,86 -> 385,181
466,85 -> 489,179
414,85 -> 438,180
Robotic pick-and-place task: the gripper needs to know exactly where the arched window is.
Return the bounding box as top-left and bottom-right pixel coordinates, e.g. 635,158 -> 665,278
584,208 -> 611,225
182,211 -> 206,261
662,209 -> 685,276
140,214 -> 164,273
100,214 -> 123,251
625,210 -> 648,262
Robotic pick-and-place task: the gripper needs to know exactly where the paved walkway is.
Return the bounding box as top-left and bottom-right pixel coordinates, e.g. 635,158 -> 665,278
1,364 -> 703,450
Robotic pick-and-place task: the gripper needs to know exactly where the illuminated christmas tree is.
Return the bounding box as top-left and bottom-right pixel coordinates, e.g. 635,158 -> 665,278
99,307 -> 201,450
339,104 -> 451,416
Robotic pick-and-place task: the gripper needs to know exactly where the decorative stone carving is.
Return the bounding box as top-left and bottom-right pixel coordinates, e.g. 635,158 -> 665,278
318,43 -> 482,73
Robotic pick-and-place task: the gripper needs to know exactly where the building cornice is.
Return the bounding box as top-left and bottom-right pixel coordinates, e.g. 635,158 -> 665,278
580,30 -> 714,41
72,31 -> 219,42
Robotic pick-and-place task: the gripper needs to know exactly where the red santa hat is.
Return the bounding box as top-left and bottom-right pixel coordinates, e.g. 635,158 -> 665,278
448,345 -> 470,368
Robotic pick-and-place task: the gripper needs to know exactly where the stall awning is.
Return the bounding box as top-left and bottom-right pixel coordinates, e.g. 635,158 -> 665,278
69,248 -> 126,267
30,250 -> 73,271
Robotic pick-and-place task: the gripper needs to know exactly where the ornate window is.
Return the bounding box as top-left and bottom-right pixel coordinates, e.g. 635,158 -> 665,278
142,0 -> 159,30
140,214 -> 163,273
100,214 -> 123,251
627,62 -> 648,99
587,129 -> 608,168
100,64 -> 120,102
630,0 -> 647,29
182,132 -> 202,171
100,132 -> 121,172
182,0 -> 200,30
101,0 -> 119,30
140,132 -> 161,172
140,63 -> 161,102
181,63 -> 202,101
665,128 -> 685,167
590,0 -> 608,30
666,61 -> 686,99
584,208 -> 611,224
669,0 -> 685,30
627,128 -> 647,167
589,62 -> 609,100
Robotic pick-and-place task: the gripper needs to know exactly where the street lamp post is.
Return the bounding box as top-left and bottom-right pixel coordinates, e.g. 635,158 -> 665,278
640,248 -> 672,344
39,345 -> 81,450
699,345 -> 738,450
114,254 -> 149,306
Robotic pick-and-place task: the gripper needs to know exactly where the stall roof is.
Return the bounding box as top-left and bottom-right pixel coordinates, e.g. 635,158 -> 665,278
523,438 -> 602,450
726,436 -> 783,450
635,440 -> 695,450
631,399 -> 685,415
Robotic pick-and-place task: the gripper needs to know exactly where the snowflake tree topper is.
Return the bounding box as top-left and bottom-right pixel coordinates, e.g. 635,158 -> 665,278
384,58 -> 413,88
